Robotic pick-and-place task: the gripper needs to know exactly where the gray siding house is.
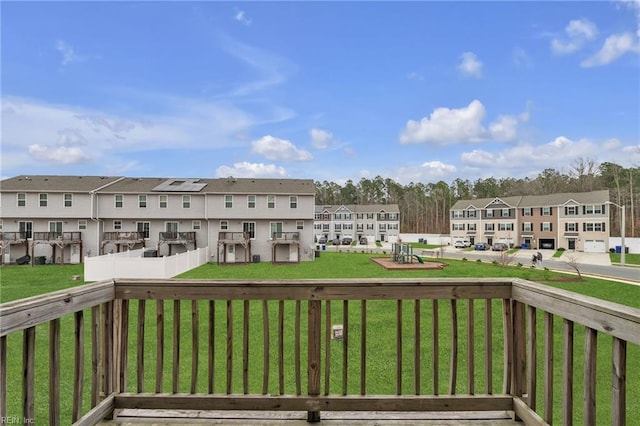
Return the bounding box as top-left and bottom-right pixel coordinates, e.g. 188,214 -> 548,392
313,204 -> 401,243
0,175 -> 315,264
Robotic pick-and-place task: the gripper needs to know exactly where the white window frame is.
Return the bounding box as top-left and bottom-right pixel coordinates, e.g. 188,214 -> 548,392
78,220 -> 87,230
225,195 -> 233,209
485,223 -> 494,231
523,222 -> 533,232
247,195 -> 256,209
270,222 -> 283,239
39,193 -> 48,207
522,208 -> 532,216
452,223 -> 465,231
243,221 -> 256,239
542,207 -> 551,216
542,222 -> 552,232
115,194 -> 124,208
182,195 -> 191,209
17,193 -> 26,207
289,196 -> 298,209
139,195 -> 147,208
64,193 -> 73,208
296,220 -> 304,230
49,221 -> 63,233
452,211 -> 464,219
114,220 -> 122,230
267,195 -> 275,209
486,209 -> 493,217
159,195 -> 168,209
220,220 -> 228,230
467,223 -> 476,231
501,208 -> 509,217
137,221 -> 150,239
192,220 -> 201,230
566,222 -> 578,232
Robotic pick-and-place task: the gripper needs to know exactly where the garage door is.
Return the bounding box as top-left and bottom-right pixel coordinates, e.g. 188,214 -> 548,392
584,240 -> 605,253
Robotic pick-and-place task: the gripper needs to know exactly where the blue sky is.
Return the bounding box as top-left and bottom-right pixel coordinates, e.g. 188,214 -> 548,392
2,1 -> 639,185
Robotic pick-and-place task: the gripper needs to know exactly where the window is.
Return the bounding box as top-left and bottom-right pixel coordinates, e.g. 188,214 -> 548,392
467,223 -> 476,231
584,204 -> 604,215
165,222 -> 178,233
0,219 -> 3,230
388,223 -> 399,230
366,213 -> 374,219
78,220 -> 87,230
115,194 -> 123,208
452,211 -> 464,218
19,221 -> 33,239
452,223 -> 465,231
565,222 -> 578,232
356,213 -> 364,219
64,193 -> 73,207
247,195 -> 256,209
584,222 -> 605,232
357,224 -> 364,231
192,220 -> 201,230
225,195 -> 233,208
49,221 -> 63,233
137,222 -> 150,239
17,193 -> 26,207
522,208 -> 532,216
139,195 -> 147,208
343,223 -> 353,230
542,207 -> 552,216
486,209 -> 493,217
379,224 -> 386,231
564,206 -> 577,215
159,195 -> 168,208
501,208 -> 510,217
220,221 -> 228,230
541,222 -> 552,232
270,222 -> 283,239
267,195 -> 275,208
314,224 -> 322,230
467,210 -> 477,218
39,193 -> 48,207
334,224 -> 342,231
498,223 -> 514,231
485,223 -> 495,231
182,195 -> 191,209
242,222 -> 255,239
289,196 -> 298,209
114,220 -> 122,230
366,224 -> 374,230
523,222 -> 533,232
323,224 -> 330,231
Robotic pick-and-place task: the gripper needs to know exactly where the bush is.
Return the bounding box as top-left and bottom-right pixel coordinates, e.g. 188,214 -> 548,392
476,258 -> 482,263
462,257 -> 467,261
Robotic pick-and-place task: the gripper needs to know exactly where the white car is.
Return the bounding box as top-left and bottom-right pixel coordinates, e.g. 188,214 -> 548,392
454,240 -> 470,248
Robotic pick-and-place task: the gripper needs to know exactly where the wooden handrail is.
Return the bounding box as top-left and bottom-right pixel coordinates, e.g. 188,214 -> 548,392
0,278 -> 637,425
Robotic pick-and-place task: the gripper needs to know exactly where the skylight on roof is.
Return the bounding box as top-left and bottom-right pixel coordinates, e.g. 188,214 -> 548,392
152,178 -> 207,192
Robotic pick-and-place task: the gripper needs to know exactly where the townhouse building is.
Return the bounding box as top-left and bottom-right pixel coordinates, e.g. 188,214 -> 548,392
0,175 -> 316,264
313,204 -> 401,243
449,190 -> 611,252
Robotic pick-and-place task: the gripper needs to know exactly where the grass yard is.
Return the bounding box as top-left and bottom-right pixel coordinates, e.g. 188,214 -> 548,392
0,252 -> 638,424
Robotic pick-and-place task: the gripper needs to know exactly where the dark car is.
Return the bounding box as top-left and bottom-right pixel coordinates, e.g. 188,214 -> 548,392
474,242 -> 489,251
332,238 -> 341,245
317,236 -> 327,244
492,243 -> 508,251
341,237 -> 353,245
359,237 -> 368,245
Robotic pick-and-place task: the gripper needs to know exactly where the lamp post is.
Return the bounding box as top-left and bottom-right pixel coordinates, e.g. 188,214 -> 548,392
606,201 -> 626,266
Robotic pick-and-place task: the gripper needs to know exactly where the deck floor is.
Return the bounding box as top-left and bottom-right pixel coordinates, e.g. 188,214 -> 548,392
102,410 -> 522,425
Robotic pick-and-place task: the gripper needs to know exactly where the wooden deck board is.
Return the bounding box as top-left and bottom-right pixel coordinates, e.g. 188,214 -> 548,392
101,410 -> 522,425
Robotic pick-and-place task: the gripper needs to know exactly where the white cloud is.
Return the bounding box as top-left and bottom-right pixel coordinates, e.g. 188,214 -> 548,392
55,40 -> 83,65
581,33 -> 639,67
28,144 -> 91,164
457,52 -> 483,78
512,47 -> 533,69
399,100 -> 527,145
551,18 -> 598,55
406,71 -> 424,81
251,135 -> 313,162
388,161 -> 458,183
310,128 -> 335,149
234,10 -> 252,26
215,162 -> 287,178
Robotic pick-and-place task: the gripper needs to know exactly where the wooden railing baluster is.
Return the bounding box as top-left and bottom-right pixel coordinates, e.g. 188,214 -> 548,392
485,299 -> 492,395
397,299 -> 403,395
22,326 -> 35,422
155,299 -> 164,393
49,318 -> 60,426
137,300 -> 145,393
543,311 -> 553,424
584,327 -> 597,425
449,299 -> 457,395
342,300 -> 349,396
432,300 -> 439,395
278,300 -> 284,395
526,306 -> 537,411
361,300 -> 367,396
243,300 -> 249,394
612,337 -> 627,426
119,300 -> 129,393
262,300 -> 269,395
467,299 -> 474,395
172,300 -> 180,394
295,300 -> 301,396
226,300 -> 232,395
91,305 -> 100,407
191,300 -> 199,394
501,299 -> 512,395
324,300 -> 331,396
73,310 -> 85,422
0,335 -> 6,418
562,319 -> 574,426
208,300 -> 215,394
307,300 -> 321,422
414,299 -> 420,395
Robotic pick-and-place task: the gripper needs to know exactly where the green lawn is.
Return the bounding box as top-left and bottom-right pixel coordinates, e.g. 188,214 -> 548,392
1,253 -> 638,424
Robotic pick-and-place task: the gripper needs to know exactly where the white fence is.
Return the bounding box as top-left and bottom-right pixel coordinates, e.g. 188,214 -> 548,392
84,247 -> 210,281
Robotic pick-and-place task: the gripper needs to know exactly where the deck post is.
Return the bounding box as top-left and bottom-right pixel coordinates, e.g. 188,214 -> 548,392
307,299 -> 322,422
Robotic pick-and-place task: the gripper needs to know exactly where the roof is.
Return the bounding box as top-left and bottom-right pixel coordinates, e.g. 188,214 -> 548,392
314,204 -> 400,214
0,175 -> 123,192
451,190 -> 610,210
1,175 -> 316,196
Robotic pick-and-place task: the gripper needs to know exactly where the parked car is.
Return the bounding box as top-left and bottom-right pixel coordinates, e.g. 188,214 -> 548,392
359,237 -> 368,245
474,242 -> 489,251
342,237 -> 353,245
492,243 -> 509,251
454,240 -> 470,248
332,238 -> 341,245
317,236 -> 327,244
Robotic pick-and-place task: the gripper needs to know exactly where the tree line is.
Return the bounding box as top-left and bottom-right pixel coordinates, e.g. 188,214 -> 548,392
314,159 -> 638,238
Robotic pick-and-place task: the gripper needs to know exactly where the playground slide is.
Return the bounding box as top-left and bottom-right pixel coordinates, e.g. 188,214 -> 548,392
412,254 -> 424,264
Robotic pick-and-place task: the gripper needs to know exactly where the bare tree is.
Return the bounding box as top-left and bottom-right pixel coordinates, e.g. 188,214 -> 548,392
564,255 -> 584,280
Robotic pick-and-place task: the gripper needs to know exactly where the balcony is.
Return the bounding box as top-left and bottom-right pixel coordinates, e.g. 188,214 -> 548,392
101,232 -> 146,254
158,232 -> 197,255
0,278 -> 637,425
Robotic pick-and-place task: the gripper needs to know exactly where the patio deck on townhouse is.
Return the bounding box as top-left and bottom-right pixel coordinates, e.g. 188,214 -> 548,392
0,277 -> 638,425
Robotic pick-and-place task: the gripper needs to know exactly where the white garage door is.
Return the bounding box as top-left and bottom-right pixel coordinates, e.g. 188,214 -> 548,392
584,240 -> 605,253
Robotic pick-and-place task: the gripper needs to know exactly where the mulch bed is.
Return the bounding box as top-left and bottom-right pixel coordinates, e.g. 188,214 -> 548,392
371,256 -> 447,270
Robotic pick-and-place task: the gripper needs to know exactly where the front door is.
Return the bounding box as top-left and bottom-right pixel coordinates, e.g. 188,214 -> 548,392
568,238 -> 576,250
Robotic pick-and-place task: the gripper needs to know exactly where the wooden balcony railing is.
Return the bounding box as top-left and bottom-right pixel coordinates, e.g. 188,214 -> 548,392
0,278 -> 637,425
218,231 -> 251,241
271,232 -> 300,241
102,232 -> 145,242
0,232 -> 27,242
158,231 -> 196,242
32,232 -> 82,242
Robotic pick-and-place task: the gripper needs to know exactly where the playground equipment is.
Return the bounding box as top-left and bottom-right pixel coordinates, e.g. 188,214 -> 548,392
391,243 -> 424,264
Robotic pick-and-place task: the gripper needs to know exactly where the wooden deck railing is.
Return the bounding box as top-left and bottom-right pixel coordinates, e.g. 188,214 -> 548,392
158,231 -> 196,241
32,231 -> 82,242
102,232 -> 145,241
0,232 -> 27,242
0,278 -> 637,425
271,231 -> 300,241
